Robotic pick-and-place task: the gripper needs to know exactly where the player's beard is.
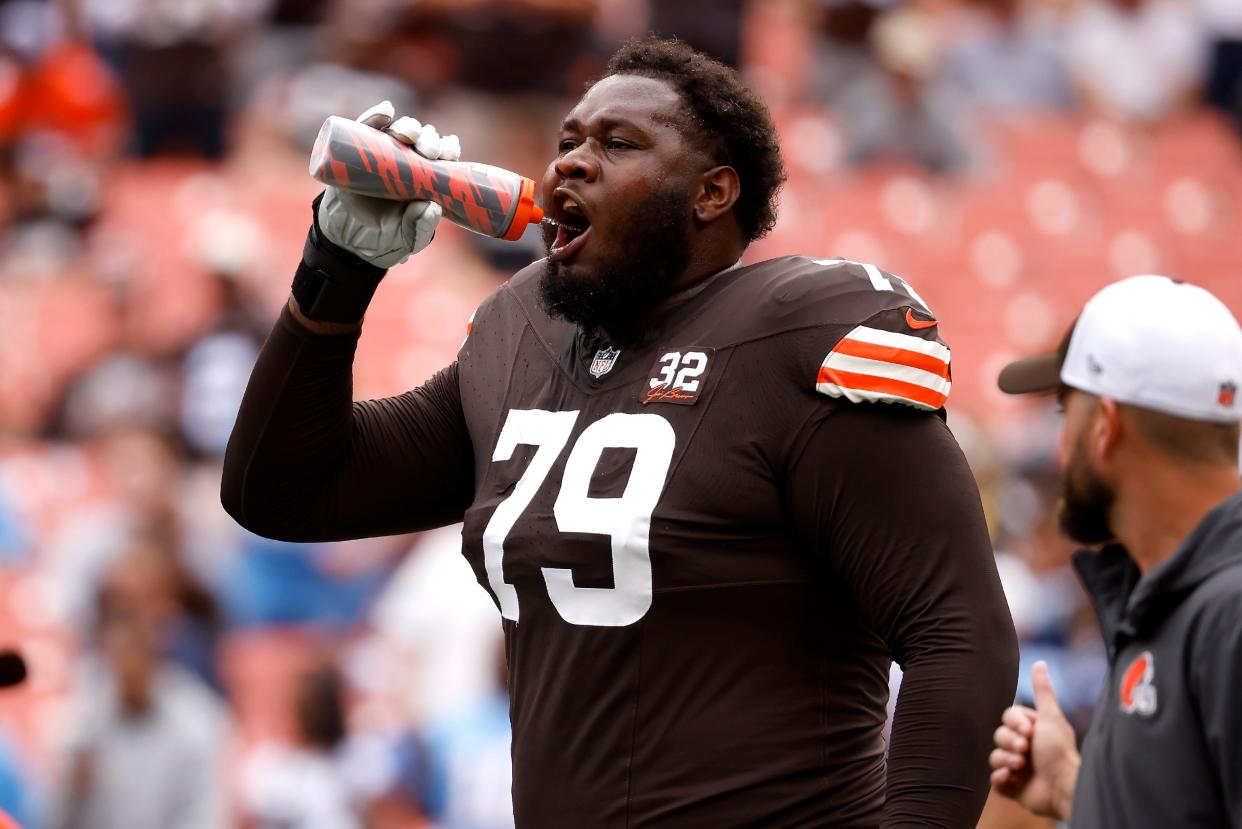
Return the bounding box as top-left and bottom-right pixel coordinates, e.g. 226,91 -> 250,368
538,184 -> 694,342
1057,436 -> 1117,545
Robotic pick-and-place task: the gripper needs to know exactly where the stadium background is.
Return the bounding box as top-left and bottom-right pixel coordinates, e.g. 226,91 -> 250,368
0,0 -> 1238,826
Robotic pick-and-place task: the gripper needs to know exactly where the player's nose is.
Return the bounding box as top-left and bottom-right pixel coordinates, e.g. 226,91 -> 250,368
554,144 -> 598,182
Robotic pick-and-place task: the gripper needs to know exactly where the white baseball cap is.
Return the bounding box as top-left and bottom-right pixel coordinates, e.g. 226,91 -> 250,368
998,275 -> 1242,423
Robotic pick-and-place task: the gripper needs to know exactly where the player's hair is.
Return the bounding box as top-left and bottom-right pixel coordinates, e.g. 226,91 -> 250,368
600,37 -> 786,245
1121,404 -> 1241,466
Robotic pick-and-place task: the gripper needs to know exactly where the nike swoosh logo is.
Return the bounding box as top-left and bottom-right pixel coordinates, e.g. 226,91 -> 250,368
906,308 -> 938,330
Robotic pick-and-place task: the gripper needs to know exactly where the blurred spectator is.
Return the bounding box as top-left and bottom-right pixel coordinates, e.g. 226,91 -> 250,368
221,533 -> 401,630
179,211 -> 274,457
809,0 -> 892,110
268,0 -> 332,27
45,427 -> 185,629
1065,0 -> 1205,123
266,61 -> 415,154
0,479 -> 31,566
943,0 -> 1074,115
829,7 -> 975,173
117,38 -> 229,159
44,267 -> 181,440
6,132 -> 107,233
81,0 -> 259,159
0,1 -> 125,257
102,533 -> 224,693
991,449 -> 1108,735
394,0 -> 602,97
0,730 -> 38,829
19,39 -> 127,158
370,526 -> 504,726
402,644 -> 513,829
240,663 -> 397,829
179,323 -> 259,458
230,0 -> 330,97
47,346 -> 179,441
1202,0 -> 1242,134
51,581 -> 229,829
0,0 -> 125,157
649,0 -> 745,67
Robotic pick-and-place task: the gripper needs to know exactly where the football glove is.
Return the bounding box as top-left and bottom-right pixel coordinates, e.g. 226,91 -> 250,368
315,100 -> 462,269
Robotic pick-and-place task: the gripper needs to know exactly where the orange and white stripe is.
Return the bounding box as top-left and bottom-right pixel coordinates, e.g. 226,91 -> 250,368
816,325 -> 951,411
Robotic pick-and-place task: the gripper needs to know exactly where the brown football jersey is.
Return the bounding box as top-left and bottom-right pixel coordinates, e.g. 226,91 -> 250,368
224,254 -> 1017,828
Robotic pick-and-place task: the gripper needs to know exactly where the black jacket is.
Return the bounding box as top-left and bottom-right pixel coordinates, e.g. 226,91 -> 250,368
1071,488 -> 1242,828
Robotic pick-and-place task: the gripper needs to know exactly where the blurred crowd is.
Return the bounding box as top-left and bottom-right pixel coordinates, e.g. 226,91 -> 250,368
0,0 -> 1238,826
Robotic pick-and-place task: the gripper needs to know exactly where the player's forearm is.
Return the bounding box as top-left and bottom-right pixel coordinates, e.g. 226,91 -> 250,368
287,294 -> 364,334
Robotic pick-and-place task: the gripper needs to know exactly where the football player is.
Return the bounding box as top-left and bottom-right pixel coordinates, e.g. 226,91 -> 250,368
223,38 -> 1017,828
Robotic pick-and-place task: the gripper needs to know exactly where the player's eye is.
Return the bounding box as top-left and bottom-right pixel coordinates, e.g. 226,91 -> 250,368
606,139 -> 634,151
557,139 -> 579,154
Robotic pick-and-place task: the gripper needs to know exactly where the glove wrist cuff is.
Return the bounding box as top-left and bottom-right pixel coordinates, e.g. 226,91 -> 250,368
292,194 -> 388,324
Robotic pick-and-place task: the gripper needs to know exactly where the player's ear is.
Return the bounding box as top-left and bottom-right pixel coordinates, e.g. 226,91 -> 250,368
694,165 -> 740,223
1094,397 -> 1123,461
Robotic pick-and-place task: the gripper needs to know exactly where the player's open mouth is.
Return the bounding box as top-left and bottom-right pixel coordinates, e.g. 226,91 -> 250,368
546,190 -> 592,262
549,220 -> 590,261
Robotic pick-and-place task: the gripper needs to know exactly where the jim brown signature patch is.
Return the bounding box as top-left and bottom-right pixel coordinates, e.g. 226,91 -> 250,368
643,348 -> 715,406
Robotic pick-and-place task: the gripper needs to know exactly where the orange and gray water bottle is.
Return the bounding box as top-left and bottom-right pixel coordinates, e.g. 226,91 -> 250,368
309,115 -> 545,241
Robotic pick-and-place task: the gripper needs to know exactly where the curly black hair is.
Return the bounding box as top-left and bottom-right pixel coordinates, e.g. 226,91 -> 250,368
599,37 -> 786,245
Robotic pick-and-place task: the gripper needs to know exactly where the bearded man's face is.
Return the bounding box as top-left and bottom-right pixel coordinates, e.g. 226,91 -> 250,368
537,74 -> 704,335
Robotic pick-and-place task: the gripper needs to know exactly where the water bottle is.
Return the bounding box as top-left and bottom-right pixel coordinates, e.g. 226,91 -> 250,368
309,115 -> 545,241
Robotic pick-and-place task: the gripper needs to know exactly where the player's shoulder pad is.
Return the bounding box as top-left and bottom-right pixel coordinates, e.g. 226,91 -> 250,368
814,303 -> 952,412
732,256 -> 951,412
697,255 -> 922,336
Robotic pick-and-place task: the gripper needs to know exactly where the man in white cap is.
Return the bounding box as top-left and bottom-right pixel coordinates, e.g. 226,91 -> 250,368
988,275 -> 1242,827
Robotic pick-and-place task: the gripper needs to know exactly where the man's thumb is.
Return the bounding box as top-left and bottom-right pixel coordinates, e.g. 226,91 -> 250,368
1032,660 -> 1063,715
402,200 -> 441,254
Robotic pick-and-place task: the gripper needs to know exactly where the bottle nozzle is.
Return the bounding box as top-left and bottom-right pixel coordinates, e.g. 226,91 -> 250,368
500,176 -> 544,241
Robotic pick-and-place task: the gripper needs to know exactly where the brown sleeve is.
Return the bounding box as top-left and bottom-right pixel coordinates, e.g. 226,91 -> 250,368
785,404 -> 1018,828
221,304 -> 474,542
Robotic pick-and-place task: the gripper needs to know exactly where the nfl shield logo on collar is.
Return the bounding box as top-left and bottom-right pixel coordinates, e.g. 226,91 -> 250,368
590,347 -> 621,379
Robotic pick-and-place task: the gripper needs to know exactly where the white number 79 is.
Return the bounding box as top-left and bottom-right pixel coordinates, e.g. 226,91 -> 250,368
481,409 -> 675,627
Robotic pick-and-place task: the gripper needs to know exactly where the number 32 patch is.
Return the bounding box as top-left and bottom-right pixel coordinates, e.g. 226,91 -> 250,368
643,348 -> 715,406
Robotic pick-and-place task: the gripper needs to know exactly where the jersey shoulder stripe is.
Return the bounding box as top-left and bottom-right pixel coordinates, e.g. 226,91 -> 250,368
816,324 -> 951,411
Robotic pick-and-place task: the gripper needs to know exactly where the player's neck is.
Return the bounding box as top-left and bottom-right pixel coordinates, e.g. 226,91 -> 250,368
662,226 -> 745,303
1113,463 -> 1240,573
654,255 -> 740,315
600,247 -> 743,345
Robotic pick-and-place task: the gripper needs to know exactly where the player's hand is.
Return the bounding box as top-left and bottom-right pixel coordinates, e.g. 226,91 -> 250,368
315,100 -> 462,269
989,661 -> 1081,820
